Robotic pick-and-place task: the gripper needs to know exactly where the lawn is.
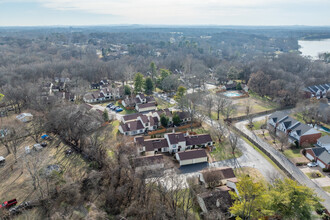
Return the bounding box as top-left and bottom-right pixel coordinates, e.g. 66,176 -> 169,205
322,186 -> 330,193
246,120 -> 266,130
283,149 -> 302,159
155,97 -> 175,109
110,120 -> 120,138
210,141 -> 243,162
235,167 -> 265,182
305,171 -> 324,179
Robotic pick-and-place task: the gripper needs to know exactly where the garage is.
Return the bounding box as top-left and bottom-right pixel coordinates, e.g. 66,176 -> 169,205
176,149 -> 208,166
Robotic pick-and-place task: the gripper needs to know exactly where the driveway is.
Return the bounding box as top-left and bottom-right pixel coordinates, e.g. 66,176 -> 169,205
91,104 -> 122,121
235,117 -> 330,210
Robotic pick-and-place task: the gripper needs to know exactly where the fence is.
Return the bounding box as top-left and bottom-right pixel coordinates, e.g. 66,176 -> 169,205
231,125 -> 295,179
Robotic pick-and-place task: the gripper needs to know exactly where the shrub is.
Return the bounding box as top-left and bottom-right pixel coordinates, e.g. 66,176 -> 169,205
296,162 -> 308,166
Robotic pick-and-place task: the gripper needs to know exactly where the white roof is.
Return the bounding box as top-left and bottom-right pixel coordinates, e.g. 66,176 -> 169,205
0,156 -> 5,161
16,113 -> 33,120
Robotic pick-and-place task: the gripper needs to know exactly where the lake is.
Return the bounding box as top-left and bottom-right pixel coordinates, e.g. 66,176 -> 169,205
298,39 -> 330,59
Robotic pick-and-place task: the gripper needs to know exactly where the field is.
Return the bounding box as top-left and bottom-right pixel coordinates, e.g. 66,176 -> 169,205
210,141 -> 243,162
210,96 -> 278,120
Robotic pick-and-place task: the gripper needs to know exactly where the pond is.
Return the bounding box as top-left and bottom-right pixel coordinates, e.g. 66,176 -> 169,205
298,39 -> 330,59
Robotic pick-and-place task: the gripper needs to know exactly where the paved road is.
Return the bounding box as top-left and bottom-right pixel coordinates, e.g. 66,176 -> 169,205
235,118 -> 330,210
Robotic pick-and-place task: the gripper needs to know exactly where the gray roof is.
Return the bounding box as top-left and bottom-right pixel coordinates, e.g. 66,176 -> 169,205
318,150 -> 330,165
318,135 -> 330,145
311,147 -> 326,157
290,123 -> 313,136
281,117 -> 299,130
269,111 -> 288,123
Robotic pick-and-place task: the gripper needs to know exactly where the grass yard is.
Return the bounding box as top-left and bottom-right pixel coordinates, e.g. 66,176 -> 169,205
114,101 -> 137,115
283,149 -> 302,159
110,120 -> 120,139
322,186 -> 330,193
235,167 -> 265,182
210,141 -> 243,162
305,171 -> 324,179
155,97 -> 175,109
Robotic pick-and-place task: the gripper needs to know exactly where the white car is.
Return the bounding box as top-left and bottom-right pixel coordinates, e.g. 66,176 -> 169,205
307,162 -> 318,167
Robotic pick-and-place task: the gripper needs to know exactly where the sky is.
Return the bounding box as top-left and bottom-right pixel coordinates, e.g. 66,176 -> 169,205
0,0 -> 330,26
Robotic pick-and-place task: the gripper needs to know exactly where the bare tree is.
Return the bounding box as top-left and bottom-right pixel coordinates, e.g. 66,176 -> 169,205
204,94 -> 214,122
278,133 -> 289,152
222,100 -> 237,120
214,94 -> 228,120
211,120 -> 227,144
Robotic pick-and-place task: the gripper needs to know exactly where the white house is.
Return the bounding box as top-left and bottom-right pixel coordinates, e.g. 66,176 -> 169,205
135,103 -> 157,112
316,135 -> 330,152
165,132 -> 187,153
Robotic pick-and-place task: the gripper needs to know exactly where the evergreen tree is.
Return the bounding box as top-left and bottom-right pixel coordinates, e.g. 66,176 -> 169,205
103,109 -> 109,122
144,77 -> 154,94
134,73 -> 144,93
172,113 -> 181,126
160,114 -> 169,128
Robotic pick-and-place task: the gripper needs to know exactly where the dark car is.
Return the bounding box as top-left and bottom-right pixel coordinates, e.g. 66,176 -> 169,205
0,199 -> 17,209
106,103 -> 114,108
40,142 -> 47,147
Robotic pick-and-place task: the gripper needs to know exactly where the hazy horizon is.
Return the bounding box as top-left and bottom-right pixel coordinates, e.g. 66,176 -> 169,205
1,0 -> 330,26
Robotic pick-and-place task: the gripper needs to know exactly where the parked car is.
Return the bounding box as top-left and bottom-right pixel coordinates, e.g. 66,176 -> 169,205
107,103 -> 114,107
0,199 -> 17,209
0,156 -> 5,166
115,108 -> 123,112
40,142 -> 47,147
113,106 -> 120,111
307,162 -> 318,167
110,105 -> 117,110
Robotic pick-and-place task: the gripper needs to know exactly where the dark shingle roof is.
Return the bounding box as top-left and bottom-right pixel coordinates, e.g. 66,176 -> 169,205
137,103 -> 156,109
144,138 -> 169,151
167,133 -> 186,145
177,111 -> 190,120
311,147 -> 326,157
185,134 -> 212,146
177,149 -> 207,160
200,167 -> 236,180
123,113 -> 142,121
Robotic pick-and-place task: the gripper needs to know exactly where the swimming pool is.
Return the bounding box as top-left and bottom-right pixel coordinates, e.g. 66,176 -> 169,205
222,91 -> 243,98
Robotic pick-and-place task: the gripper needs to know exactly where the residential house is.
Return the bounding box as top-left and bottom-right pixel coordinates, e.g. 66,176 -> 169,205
185,134 -> 214,149
199,167 -> 238,190
175,149 -> 208,166
268,112 -> 322,146
197,187 -> 233,216
119,109 -> 173,136
134,132 -> 213,155
136,102 -> 157,112
176,111 -> 191,124
304,83 -> 330,99
306,147 -> 330,169
316,135 -> 330,152
83,86 -> 123,103
122,93 -> 155,108
118,120 -> 145,136
197,167 -> 238,216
